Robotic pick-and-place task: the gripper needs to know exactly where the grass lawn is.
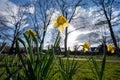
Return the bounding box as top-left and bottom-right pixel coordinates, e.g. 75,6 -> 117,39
74,61 -> 120,80
0,54 -> 120,80
53,60 -> 120,80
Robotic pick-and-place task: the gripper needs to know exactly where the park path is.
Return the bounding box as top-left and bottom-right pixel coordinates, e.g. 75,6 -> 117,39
62,58 -> 120,62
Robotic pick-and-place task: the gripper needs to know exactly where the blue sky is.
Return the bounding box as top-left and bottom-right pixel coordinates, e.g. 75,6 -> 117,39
10,0 -> 31,5
0,0 -> 120,50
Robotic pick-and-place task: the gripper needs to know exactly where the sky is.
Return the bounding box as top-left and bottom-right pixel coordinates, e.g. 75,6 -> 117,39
0,0 -> 120,50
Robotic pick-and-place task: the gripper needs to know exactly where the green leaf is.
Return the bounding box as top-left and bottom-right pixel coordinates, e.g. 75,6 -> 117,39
91,57 -> 100,79
100,52 -> 106,80
29,30 -> 38,46
0,71 -> 5,78
0,42 -> 6,53
17,37 -> 27,53
5,68 -> 21,80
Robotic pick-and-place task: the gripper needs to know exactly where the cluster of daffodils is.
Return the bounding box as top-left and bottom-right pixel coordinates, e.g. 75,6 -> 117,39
25,29 -> 36,37
54,15 -> 116,54
24,15 -> 115,54
82,41 -> 90,52
54,15 -> 69,33
81,41 -> 115,53
107,44 -> 115,53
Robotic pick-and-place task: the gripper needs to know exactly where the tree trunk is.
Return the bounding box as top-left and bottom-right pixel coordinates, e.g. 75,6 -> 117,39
103,8 -> 118,48
107,20 -> 118,48
9,36 -> 16,54
64,27 -> 68,56
40,30 -> 46,48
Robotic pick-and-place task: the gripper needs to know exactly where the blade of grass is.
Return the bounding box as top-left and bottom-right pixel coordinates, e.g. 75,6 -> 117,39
16,39 -> 29,78
91,57 -> 100,78
99,52 -> 106,80
0,42 -> 6,53
0,71 -> 5,78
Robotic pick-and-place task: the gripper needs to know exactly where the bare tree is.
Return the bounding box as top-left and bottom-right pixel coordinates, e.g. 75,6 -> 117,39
29,0 -> 56,48
91,0 -> 120,48
56,0 -> 84,56
0,4 -> 28,54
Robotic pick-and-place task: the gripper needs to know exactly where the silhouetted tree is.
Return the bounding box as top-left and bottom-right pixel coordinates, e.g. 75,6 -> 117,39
0,4 -> 28,54
56,0 -> 84,56
29,0 -> 56,48
92,0 -> 120,48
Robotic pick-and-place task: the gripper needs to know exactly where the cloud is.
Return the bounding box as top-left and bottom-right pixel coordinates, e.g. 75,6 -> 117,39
0,0 -> 18,15
0,0 -> 19,26
1,1 -> 120,48
0,0 -> 18,28
0,0 -> 30,28
44,7 -> 98,49
0,0 -> 8,10
45,5 -> 120,49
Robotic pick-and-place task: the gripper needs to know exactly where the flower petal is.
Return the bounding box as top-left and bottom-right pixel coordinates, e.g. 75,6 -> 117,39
58,25 -> 64,33
53,15 -> 69,33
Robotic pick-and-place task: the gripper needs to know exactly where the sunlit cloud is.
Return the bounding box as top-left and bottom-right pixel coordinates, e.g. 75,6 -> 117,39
0,0 -> 120,48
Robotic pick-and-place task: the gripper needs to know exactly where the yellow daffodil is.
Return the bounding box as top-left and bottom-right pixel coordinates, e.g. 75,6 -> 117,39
25,29 -> 36,37
54,15 -> 69,33
82,48 -> 89,52
82,41 -> 90,52
107,44 -> 115,53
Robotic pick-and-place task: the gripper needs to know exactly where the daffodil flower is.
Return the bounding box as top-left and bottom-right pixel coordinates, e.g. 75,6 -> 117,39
82,41 -> 90,52
25,29 -> 36,37
107,44 -> 115,53
54,15 -> 69,33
